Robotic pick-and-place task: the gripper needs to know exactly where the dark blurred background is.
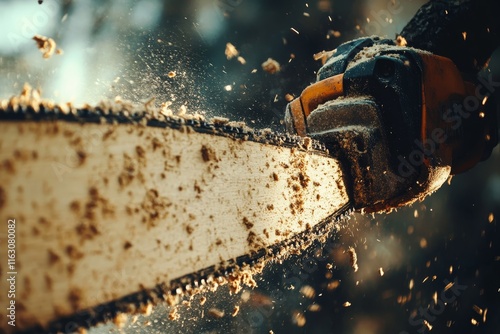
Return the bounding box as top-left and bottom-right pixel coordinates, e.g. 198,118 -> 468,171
0,0 -> 498,333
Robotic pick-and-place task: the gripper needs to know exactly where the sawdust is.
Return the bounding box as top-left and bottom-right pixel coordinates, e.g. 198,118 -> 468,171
208,308 -> 225,319
232,305 -> 240,317
242,217 -> 254,230
112,313 -> 128,328
210,116 -> 230,125
328,30 -> 342,38
165,293 -> 179,307
168,307 -> 180,320
227,266 -> 258,295
396,35 -> 408,47
200,145 -> 217,162
185,224 -> 194,234
225,42 -> 239,60
291,310 -> 306,327
300,137 -> 313,151
326,280 -> 340,291
313,50 -> 336,65
299,285 -> 316,299
65,245 -> 84,260
0,186 -> 5,209
32,34 -> 63,59
47,249 -> 61,265
345,42 -> 430,72
68,288 -> 83,311
237,56 -> 246,64
139,189 -> 171,228
2,159 -> 15,174
308,303 -> 321,312
139,302 -> 153,316
348,247 -> 358,272
261,58 -> 281,74
118,154 -> 136,187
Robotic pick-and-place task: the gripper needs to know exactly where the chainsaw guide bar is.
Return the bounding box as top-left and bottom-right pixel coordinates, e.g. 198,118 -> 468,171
0,91 -> 352,333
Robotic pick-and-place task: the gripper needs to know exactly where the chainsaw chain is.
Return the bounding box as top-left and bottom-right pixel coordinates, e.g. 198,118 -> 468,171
0,102 -> 331,155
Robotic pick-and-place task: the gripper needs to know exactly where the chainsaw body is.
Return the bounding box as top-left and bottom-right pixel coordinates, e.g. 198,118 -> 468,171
285,37 -> 498,212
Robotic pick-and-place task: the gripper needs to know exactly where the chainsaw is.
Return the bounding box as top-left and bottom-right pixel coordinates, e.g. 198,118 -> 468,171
0,37 -> 497,333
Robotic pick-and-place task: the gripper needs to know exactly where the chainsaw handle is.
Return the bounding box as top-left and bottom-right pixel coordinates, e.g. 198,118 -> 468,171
286,74 -> 344,136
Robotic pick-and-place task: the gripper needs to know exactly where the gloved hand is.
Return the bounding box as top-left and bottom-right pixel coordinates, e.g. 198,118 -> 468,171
285,37 -> 498,213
